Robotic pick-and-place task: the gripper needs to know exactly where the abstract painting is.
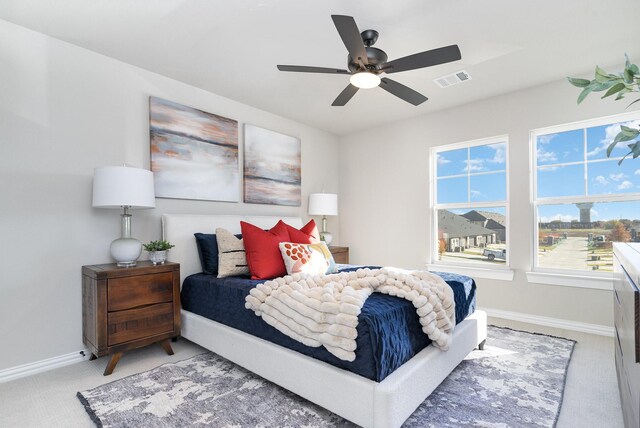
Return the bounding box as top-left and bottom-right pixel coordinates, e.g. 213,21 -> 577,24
243,124 -> 301,206
150,96 -> 239,202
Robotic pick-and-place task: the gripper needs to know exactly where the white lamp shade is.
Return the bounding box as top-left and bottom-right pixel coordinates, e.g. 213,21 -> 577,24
92,166 -> 156,209
308,193 -> 338,216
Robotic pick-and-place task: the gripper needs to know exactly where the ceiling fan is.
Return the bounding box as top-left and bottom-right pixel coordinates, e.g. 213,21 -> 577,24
277,15 -> 461,106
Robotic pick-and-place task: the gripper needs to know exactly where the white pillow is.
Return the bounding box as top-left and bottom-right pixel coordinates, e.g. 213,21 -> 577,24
279,241 -> 338,276
216,228 -> 250,278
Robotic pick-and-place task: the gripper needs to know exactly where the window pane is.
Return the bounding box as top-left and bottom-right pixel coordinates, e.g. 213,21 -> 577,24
436,148 -> 467,177
437,176 -> 467,204
537,164 -> 584,198
437,207 -> 506,266
587,121 -> 640,160
469,143 -> 507,173
588,160 -> 640,195
536,129 -> 583,166
537,201 -> 640,272
470,172 -> 506,202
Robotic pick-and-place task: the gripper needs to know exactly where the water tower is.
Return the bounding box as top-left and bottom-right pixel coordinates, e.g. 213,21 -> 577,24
575,203 -> 594,223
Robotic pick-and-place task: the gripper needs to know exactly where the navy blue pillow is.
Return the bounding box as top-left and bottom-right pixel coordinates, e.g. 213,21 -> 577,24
194,233 -> 219,275
194,232 -> 243,275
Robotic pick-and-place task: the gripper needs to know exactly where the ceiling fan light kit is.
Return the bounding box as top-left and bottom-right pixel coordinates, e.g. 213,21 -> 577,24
277,14 -> 462,106
350,72 -> 380,89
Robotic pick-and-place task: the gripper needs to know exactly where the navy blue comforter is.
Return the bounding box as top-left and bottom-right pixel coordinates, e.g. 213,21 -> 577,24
180,266 -> 476,382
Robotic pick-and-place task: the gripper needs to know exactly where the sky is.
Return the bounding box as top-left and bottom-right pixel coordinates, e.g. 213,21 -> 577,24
436,122 -> 640,222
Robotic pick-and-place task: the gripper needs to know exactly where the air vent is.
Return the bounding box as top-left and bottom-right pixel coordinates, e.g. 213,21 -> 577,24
434,70 -> 472,88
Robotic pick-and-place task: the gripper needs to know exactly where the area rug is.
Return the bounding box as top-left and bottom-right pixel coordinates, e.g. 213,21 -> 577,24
78,326 -> 575,427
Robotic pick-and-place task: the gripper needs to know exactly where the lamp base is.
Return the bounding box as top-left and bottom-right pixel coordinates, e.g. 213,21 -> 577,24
320,231 -> 333,246
110,237 -> 142,267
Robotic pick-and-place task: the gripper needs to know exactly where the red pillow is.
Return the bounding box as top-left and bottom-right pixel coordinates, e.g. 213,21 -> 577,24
281,219 -> 320,244
241,221 -> 291,280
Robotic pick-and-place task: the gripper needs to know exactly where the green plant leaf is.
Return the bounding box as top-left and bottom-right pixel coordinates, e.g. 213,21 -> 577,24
624,68 -> 634,84
607,141 -> 619,157
619,125 -> 639,137
602,82 -> 626,98
595,66 -> 611,83
567,77 -> 591,88
577,87 -> 592,104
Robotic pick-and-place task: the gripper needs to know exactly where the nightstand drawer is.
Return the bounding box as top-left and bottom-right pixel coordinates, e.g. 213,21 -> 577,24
108,272 -> 173,311
107,303 -> 174,346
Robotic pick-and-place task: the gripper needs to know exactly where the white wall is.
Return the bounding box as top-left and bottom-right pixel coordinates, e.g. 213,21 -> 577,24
338,73 -> 636,327
0,20 -> 340,371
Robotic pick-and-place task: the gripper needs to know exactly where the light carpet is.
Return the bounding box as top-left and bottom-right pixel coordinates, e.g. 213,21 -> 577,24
78,326 -> 575,427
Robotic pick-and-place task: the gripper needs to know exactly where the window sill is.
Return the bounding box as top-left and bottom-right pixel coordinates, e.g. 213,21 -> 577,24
525,271 -> 612,291
426,263 -> 515,281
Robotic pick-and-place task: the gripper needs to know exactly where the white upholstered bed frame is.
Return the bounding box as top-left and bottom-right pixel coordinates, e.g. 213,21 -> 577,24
162,213 -> 487,428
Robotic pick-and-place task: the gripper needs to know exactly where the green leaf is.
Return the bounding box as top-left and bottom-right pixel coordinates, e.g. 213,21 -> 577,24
567,77 -> 591,88
624,68 -> 634,84
607,141 -> 619,157
577,87 -> 592,104
630,63 -> 640,76
602,82 -> 626,98
619,125 -> 639,137
595,66 -> 611,83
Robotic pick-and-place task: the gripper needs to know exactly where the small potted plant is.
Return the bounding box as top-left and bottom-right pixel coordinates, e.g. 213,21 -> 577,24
143,240 -> 175,265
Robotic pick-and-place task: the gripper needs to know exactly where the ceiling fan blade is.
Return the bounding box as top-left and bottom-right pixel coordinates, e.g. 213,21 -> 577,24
277,65 -> 350,74
332,84 -> 359,106
382,45 -> 461,74
331,15 -> 368,66
379,78 -> 428,106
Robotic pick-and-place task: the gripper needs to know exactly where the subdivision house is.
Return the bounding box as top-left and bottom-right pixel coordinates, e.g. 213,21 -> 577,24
1,2 -> 638,428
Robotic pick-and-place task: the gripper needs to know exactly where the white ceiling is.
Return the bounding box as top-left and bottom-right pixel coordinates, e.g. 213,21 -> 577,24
2,0 -> 639,135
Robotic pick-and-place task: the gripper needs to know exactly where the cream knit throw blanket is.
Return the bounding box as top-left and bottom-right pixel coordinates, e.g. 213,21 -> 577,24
245,267 -> 456,362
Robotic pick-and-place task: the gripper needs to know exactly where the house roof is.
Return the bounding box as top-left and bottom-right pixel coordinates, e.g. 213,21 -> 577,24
438,210 -> 496,238
462,210 -> 506,226
485,218 -> 505,230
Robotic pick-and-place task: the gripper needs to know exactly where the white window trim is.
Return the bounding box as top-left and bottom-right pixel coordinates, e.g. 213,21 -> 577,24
529,110 -> 640,283
427,263 -> 515,281
429,134 -> 511,274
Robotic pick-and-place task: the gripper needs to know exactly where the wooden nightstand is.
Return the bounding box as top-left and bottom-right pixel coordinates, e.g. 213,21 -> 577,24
329,246 -> 349,264
82,261 -> 181,375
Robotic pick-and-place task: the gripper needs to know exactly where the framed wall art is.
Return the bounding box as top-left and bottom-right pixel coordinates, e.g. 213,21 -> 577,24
150,96 -> 239,202
243,124 -> 301,206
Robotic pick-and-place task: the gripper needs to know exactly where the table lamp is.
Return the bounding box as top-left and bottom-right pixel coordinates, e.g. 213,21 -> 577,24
308,193 -> 338,245
92,166 -> 156,267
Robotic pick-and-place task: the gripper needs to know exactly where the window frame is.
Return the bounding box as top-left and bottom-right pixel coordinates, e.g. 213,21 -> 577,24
529,110 -> 640,278
429,135 -> 511,272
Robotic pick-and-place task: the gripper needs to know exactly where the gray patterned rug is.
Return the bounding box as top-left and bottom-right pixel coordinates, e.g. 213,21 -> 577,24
78,326 -> 575,427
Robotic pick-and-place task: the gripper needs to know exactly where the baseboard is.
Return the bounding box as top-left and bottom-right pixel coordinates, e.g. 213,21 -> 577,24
481,307 -> 614,337
0,350 -> 90,384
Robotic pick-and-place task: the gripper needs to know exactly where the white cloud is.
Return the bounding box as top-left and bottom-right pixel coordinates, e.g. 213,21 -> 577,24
537,134 -> 557,145
470,190 -> 482,198
610,172 -> 626,182
436,154 -> 450,165
594,175 -> 609,185
635,169 -> 640,176
617,180 -> 633,190
487,143 -> 506,164
537,147 -> 557,163
463,159 -> 485,173
588,119 -> 640,158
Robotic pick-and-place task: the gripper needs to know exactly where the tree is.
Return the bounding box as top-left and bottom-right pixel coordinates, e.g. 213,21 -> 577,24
438,238 -> 446,255
610,221 -> 631,243
568,55 -> 640,164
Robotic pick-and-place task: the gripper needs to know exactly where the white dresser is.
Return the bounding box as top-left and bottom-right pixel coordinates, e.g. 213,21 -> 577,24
613,243 -> 640,428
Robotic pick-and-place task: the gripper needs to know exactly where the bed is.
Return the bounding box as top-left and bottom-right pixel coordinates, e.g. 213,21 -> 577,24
162,214 -> 487,428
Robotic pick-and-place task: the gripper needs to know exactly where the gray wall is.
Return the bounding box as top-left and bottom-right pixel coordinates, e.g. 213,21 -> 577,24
0,20 -> 340,370
338,73 -> 635,327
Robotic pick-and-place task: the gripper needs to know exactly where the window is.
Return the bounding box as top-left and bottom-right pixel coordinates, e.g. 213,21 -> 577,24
532,113 -> 640,274
431,136 -> 509,268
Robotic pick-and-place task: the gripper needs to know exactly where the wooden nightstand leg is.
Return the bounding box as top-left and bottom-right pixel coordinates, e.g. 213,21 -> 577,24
103,352 -> 122,376
159,339 -> 174,356
89,353 -> 97,361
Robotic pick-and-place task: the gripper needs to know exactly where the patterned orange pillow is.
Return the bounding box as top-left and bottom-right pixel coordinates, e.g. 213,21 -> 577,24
279,242 -> 337,276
